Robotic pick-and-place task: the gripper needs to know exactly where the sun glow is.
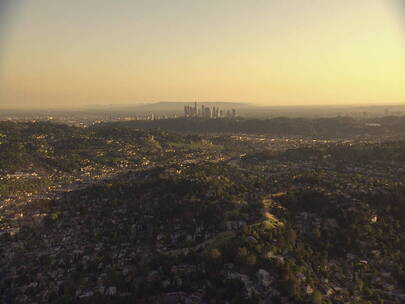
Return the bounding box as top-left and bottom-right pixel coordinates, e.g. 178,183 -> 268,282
0,0 -> 404,108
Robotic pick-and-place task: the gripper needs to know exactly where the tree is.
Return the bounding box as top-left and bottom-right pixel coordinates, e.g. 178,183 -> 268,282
286,275 -> 300,299
236,247 -> 248,263
311,290 -> 322,304
356,279 -> 364,292
246,254 -> 257,266
287,228 -> 297,246
209,248 -> 222,260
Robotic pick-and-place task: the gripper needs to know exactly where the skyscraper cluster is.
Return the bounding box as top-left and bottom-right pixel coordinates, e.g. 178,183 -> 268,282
184,102 -> 236,119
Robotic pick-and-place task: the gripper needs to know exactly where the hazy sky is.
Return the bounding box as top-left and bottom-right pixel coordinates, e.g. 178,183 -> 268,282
0,0 -> 405,108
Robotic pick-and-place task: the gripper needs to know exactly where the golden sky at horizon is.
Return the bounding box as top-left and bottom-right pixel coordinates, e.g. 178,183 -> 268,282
0,0 -> 405,108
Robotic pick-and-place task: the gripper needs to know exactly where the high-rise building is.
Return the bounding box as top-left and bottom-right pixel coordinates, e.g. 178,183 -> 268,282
232,109 -> 236,118
205,106 -> 212,119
